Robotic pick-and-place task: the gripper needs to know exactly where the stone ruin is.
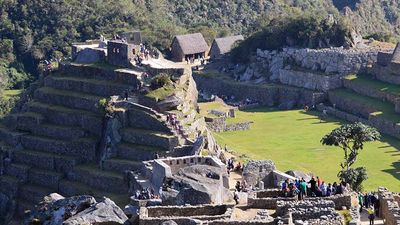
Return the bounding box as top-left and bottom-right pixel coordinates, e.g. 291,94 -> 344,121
276,200 -> 342,225
378,187 -> 400,225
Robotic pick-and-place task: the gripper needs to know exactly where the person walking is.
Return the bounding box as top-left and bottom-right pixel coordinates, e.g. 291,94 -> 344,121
300,179 -> 307,200
368,206 -> 375,225
358,192 -> 364,213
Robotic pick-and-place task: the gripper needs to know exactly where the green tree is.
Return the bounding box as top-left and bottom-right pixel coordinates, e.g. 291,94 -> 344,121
321,122 -> 380,191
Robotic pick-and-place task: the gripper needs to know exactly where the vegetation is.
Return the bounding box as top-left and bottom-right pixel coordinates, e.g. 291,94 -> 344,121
321,122 -> 381,191
231,13 -> 352,63
209,106 -> 400,192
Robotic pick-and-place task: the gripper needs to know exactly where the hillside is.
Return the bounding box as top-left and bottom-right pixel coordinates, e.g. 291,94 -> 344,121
2,0 -> 400,98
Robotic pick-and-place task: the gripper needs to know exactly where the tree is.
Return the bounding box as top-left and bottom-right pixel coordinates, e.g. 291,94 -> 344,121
321,122 -> 380,191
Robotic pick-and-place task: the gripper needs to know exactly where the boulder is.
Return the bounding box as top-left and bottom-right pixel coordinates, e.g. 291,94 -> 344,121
24,194 -> 97,225
243,160 -> 276,187
63,198 -> 128,225
163,165 -> 233,205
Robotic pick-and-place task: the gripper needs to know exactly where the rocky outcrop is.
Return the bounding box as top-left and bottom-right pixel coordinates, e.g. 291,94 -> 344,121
161,165 -> 232,205
242,160 -> 276,187
64,198 -> 128,225
255,47 -> 381,81
24,194 -> 128,225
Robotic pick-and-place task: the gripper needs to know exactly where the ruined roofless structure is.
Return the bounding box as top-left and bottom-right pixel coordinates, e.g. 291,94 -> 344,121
170,33 -> 209,62
391,43 -> 400,64
209,35 -> 244,59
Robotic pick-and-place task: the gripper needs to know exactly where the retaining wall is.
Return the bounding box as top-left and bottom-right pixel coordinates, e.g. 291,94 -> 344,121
279,69 -> 343,92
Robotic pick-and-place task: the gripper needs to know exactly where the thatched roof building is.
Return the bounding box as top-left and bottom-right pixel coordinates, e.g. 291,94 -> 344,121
209,35 -> 244,59
171,33 -> 209,62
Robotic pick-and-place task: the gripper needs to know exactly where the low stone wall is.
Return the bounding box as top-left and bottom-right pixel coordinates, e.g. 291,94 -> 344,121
205,117 -> 252,133
206,221 -> 276,225
279,69 -> 343,92
371,65 -> 400,85
139,204 -> 234,225
194,74 -> 326,108
377,52 -> 393,66
378,188 -> 400,225
308,194 -> 352,210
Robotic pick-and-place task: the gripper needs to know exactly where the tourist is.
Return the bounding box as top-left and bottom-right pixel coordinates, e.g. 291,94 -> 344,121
358,192 -> 364,213
368,206 -> 375,225
332,182 -> 338,195
364,193 -> 370,208
235,181 -> 241,192
374,196 -> 380,217
304,105 -> 309,112
124,90 -> 129,100
308,177 -> 317,196
300,178 -> 307,200
233,190 -> 240,205
319,181 -> 327,197
326,183 -> 333,196
317,176 -> 321,187
235,162 -> 242,172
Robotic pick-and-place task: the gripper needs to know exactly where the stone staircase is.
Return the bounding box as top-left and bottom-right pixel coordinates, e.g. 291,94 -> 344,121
0,63 -> 188,218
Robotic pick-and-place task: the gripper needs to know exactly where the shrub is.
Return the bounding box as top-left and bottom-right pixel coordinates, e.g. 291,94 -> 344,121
150,73 -> 172,90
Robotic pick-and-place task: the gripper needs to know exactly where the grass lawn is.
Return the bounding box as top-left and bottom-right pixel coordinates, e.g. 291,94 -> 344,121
3,89 -> 23,100
213,107 -> 400,192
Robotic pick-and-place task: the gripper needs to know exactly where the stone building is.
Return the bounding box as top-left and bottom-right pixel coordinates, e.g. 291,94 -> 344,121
209,35 -> 244,59
120,31 -> 143,45
170,33 -> 209,62
107,40 -> 136,67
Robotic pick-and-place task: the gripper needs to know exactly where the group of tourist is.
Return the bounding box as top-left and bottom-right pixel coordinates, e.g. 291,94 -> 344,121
280,176 -> 349,200
358,192 -> 380,224
133,187 -> 160,200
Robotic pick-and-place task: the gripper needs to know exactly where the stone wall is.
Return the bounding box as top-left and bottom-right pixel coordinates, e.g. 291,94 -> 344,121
279,69 -> 343,92
139,204 -> 234,225
378,188 -> 400,225
205,117 -> 251,133
256,47 -> 380,81
276,200 -> 342,224
194,74 -> 326,109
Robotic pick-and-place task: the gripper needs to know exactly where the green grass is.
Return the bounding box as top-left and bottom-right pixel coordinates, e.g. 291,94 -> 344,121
146,84 -> 175,101
2,89 -> 23,100
214,108 -> 400,192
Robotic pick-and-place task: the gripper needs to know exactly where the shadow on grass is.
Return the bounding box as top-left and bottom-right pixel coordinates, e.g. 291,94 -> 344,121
382,161 -> 400,181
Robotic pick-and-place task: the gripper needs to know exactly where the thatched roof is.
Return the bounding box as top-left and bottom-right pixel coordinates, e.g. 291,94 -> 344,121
391,43 -> 400,63
173,33 -> 209,55
212,35 -> 244,55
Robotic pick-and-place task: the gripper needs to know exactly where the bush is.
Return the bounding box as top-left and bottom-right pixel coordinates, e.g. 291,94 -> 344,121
150,73 -> 172,90
338,167 -> 368,192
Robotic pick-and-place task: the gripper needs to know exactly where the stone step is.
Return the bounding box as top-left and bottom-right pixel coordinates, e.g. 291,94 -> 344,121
34,87 -> 103,113
5,163 -> 30,183
20,135 -> 97,161
120,128 -> 179,151
18,122 -> 86,141
127,108 -> 171,132
344,74 -> 400,104
58,180 -> 129,207
13,149 -> 81,173
59,63 -> 141,86
27,101 -> 103,136
116,142 -> 162,161
44,75 -> 133,97
0,175 -> 21,197
0,125 -> 26,146
68,164 -> 127,194
19,184 -> 54,204
329,89 -> 400,123
12,112 -> 44,131
103,158 -> 142,174
29,168 -> 63,189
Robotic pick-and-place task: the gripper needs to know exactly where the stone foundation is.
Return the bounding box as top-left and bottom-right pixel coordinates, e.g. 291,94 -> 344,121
378,188 -> 400,225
